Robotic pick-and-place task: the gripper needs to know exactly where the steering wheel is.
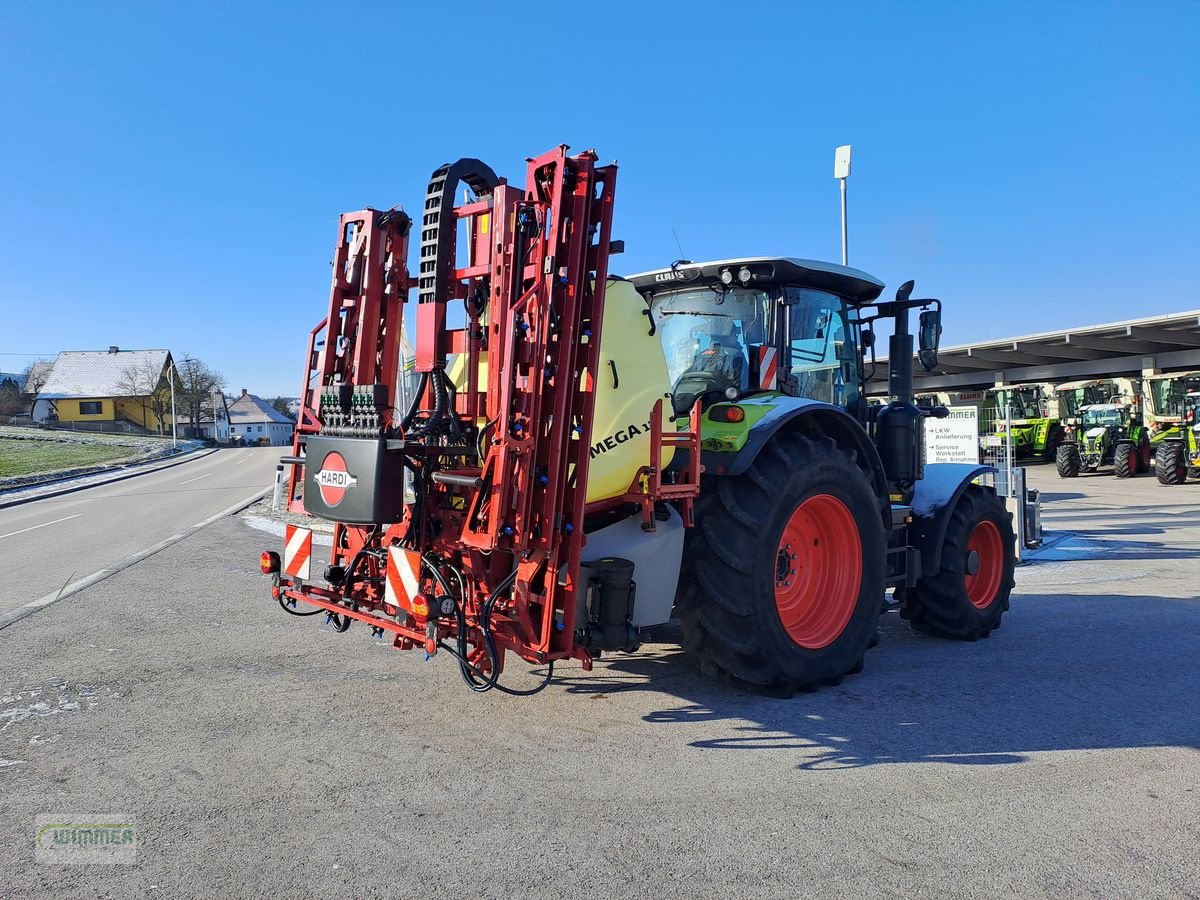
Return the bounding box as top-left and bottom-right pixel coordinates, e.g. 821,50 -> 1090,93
672,371 -> 731,416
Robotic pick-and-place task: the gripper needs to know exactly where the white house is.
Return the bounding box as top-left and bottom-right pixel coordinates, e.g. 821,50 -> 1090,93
228,389 -> 294,446
178,390 -> 231,444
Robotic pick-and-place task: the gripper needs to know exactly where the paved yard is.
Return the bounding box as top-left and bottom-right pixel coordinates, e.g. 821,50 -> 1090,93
1,465 -> 1197,898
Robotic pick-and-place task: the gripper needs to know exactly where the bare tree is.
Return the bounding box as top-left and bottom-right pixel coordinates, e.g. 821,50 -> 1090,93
20,359 -> 53,396
271,396 -> 292,419
117,362 -> 165,433
175,356 -> 226,434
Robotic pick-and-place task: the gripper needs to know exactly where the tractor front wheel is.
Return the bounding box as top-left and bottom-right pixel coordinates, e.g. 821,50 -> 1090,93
901,487 -> 1015,640
675,433 -> 886,695
1113,442 -> 1136,478
1156,441 -> 1187,485
1056,442 -> 1081,478
1138,432 -> 1152,474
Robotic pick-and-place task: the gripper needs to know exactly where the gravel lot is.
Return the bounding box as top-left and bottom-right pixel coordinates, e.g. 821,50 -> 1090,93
1,465 -> 1197,898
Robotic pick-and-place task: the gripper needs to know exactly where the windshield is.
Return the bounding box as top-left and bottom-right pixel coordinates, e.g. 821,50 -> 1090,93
995,388 -> 1045,419
1059,384 -> 1112,419
653,287 -> 772,413
1150,376 -> 1200,418
784,287 -> 859,407
1081,406 -> 1127,428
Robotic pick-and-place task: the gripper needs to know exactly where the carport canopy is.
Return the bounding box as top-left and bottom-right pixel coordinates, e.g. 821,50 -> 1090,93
869,310 -> 1200,394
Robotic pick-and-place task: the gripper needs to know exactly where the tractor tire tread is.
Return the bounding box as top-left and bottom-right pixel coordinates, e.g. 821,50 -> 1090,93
1156,441 -> 1187,485
1113,442 -> 1135,479
676,432 -> 884,694
901,487 -> 1015,640
1056,442 -> 1081,478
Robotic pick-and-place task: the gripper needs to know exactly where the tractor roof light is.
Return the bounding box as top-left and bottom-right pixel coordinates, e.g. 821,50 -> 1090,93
260,551 -> 280,575
737,266 -> 752,285
719,268 -> 735,286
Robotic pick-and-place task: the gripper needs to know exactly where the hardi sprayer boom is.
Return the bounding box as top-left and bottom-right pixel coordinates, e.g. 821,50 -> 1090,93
267,147 -> 699,692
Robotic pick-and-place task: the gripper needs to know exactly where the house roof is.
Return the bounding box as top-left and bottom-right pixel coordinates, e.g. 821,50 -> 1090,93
37,349 -> 171,399
228,390 -> 294,425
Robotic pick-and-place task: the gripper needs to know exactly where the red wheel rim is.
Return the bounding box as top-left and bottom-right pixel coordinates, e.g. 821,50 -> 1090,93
775,494 -> 862,649
964,519 -> 1004,610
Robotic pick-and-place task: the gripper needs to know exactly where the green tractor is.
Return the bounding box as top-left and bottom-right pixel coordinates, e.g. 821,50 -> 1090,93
1054,378 -> 1149,478
985,383 -> 1061,461
1154,389 -> 1200,485
1145,371 -> 1200,484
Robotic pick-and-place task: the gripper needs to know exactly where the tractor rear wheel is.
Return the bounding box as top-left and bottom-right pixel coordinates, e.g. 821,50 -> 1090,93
901,487 -> 1015,640
675,433 -> 886,695
1056,442 -> 1080,478
1113,442 -> 1136,478
1156,441 -> 1187,485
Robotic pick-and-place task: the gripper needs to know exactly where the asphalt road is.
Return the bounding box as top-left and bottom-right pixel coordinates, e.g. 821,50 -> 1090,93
0,464 -> 1197,898
0,447 -> 280,618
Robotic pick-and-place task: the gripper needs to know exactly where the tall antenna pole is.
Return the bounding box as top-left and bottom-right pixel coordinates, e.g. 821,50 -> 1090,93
834,145 -> 852,266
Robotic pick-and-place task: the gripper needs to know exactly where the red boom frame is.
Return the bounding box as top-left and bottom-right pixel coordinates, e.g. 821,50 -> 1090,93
274,146 -> 699,685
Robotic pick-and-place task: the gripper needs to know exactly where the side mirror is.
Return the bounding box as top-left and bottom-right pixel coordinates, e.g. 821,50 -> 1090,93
918,308 -> 941,371
861,329 -> 875,350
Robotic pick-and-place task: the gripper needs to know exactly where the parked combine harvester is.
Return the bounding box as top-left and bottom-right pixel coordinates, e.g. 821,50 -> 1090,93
986,383 -> 1061,461
1054,378 -> 1148,478
260,147 -> 1015,696
1146,371 -> 1200,484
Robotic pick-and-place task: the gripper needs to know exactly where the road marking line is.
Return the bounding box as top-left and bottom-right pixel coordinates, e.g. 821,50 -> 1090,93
0,514 -> 83,541
0,488 -> 269,632
179,473 -> 213,485
235,454 -> 250,465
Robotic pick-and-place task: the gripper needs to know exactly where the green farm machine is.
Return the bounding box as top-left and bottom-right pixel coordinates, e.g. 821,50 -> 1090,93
985,383 -> 1061,461
1054,378 -> 1147,478
1146,371 -> 1200,484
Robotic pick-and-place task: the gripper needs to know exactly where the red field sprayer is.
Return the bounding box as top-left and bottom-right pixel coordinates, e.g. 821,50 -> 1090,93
260,146 -> 1016,696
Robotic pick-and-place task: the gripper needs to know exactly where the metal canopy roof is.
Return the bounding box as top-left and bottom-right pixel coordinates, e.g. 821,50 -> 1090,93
871,310 -> 1200,393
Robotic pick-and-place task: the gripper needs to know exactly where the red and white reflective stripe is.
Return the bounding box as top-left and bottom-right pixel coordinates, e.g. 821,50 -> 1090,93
385,546 -> 423,608
759,346 -> 778,390
283,524 -> 312,580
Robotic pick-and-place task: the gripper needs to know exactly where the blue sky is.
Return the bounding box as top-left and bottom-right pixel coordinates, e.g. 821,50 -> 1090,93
2,1 -> 1197,396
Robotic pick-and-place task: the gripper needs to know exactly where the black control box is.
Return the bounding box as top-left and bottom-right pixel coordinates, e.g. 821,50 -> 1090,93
303,435 -> 406,524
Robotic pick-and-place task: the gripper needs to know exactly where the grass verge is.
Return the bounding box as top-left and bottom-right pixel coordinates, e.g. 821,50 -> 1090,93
0,438 -> 141,477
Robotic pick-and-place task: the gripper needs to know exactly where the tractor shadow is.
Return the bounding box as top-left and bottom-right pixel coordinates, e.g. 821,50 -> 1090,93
552,593 -> 1200,770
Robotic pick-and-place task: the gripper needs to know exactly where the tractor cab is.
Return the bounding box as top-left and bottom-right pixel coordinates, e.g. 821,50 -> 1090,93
1057,378 -> 1132,426
1079,403 -> 1130,431
987,383 -> 1053,422
628,257 -> 885,417
1186,393 -> 1200,427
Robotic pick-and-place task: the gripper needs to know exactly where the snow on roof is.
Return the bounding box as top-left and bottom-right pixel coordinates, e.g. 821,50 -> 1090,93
228,391 -> 294,425
37,349 -> 171,399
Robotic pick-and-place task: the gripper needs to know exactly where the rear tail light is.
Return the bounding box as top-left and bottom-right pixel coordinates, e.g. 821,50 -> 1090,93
260,551 -> 281,575
709,405 -> 745,423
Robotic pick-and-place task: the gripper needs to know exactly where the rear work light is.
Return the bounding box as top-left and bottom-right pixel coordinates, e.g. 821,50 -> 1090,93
709,405 -> 745,424
260,551 -> 281,575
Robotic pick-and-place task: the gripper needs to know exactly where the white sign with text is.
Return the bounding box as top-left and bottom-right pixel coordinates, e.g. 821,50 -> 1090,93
924,407 -> 980,464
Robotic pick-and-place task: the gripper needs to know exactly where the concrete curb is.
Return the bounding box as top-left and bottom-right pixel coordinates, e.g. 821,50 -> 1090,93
0,448 -> 218,510
0,487 -> 270,632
